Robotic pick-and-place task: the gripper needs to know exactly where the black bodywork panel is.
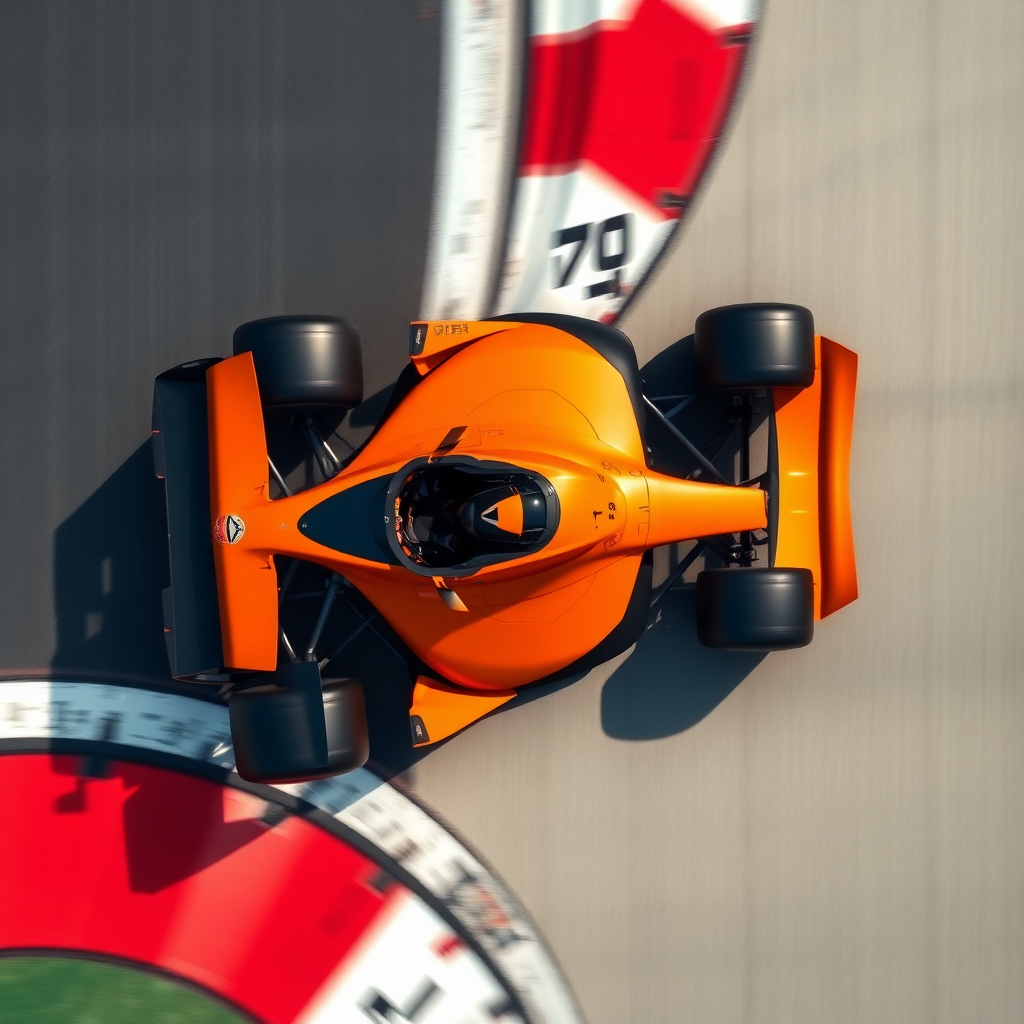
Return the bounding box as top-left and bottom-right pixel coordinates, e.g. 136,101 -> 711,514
152,359 -> 225,679
298,476 -> 398,564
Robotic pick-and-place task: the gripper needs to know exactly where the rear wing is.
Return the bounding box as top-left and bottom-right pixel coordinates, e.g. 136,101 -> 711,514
153,352 -> 279,678
771,336 -> 858,619
152,360 -> 225,679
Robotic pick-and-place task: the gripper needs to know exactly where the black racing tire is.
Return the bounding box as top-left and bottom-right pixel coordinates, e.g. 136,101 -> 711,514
229,677 -> 369,784
696,567 -> 814,650
233,315 -> 363,410
694,303 -> 815,391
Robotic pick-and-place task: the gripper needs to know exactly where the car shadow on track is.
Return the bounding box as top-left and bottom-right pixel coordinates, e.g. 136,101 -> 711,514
600,588 -> 764,740
48,434 -> 422,775
51,440 -> 173,684
593,334 -> 765,739
369,590 -> 762,776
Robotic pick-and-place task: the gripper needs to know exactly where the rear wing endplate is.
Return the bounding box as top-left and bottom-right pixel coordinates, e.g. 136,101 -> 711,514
152,360 -> 225,679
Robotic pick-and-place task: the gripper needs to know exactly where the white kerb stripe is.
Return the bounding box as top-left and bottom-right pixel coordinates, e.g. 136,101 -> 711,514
420,0 -> 523,321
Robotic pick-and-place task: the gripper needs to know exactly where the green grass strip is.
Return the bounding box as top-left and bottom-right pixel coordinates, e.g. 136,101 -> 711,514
0,956 -> 247,1024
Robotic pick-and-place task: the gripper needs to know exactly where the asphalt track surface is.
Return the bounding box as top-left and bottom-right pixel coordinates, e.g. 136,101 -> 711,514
0,0 -> 439,676
1,3 -> 1022,1024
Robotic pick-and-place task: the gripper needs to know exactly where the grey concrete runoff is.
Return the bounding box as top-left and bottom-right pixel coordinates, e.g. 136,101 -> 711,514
1,2 -> 1022,1024
413,2 -> 1024,1023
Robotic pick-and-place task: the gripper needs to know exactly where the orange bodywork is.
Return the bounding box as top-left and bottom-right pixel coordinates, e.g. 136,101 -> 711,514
773,335 -> 859,618
206,321 -> 767,690
409,675 -> 516,747
205,319 -> 855,745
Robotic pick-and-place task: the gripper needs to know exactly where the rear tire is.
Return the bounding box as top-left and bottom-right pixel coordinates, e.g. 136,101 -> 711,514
233,315 -> 363,410
696,567 -> 813,650
229,676 -> 369,784
695,303 -> 815,391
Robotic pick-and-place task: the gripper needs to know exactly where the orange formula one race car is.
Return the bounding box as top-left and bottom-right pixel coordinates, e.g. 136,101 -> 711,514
153,306 -> 858,783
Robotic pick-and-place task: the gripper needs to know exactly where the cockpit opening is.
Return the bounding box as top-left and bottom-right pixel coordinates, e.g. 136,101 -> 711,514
390,461 -> 558,572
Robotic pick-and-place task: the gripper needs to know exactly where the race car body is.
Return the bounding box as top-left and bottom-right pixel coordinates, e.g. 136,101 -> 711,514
153,308 -> 857,780
207,320 -> 767,689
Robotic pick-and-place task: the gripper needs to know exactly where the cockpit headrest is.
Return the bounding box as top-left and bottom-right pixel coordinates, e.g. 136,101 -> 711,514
459,485 -> 525,542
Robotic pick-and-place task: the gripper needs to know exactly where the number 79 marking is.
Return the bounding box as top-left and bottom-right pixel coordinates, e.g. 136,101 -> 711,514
551,214 -> 632,296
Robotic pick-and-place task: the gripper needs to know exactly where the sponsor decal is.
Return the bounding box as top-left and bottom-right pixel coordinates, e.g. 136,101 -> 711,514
213,513 -> 245,545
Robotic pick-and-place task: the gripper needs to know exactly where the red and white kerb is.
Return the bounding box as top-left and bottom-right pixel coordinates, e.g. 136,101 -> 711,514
497,0 -> 758,322
421,0 -> 760,324
0,680 -> 583,1024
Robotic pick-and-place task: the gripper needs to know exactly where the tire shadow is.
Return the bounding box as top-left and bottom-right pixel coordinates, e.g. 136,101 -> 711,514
601,588 -> 764,740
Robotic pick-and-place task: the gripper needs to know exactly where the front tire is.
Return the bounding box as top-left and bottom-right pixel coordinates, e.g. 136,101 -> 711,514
229,676 -> 369,784
696,567 -> 814,650
233,315 -> 363,410
695,302 -> 815,391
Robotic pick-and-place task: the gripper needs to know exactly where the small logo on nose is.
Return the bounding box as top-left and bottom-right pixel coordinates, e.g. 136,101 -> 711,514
214,514 -> 245,545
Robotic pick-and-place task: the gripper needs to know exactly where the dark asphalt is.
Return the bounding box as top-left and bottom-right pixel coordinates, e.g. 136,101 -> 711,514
0,1 -> 440,677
